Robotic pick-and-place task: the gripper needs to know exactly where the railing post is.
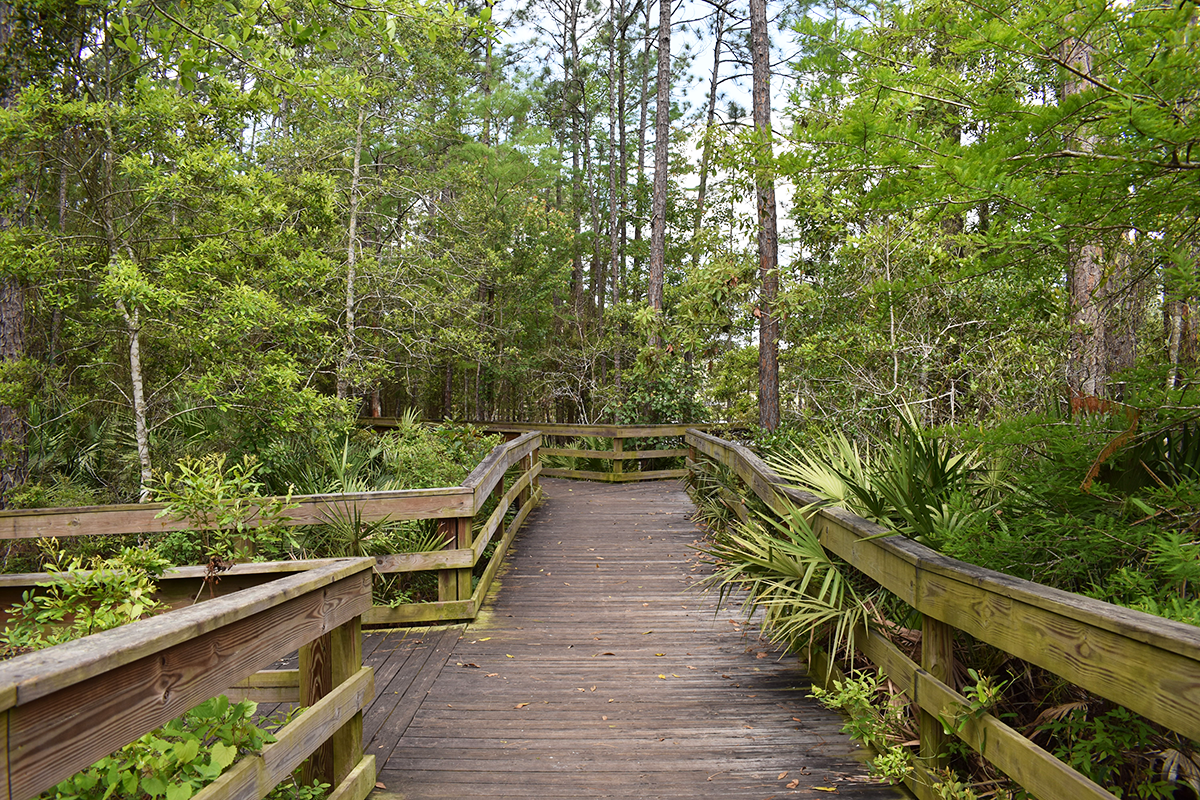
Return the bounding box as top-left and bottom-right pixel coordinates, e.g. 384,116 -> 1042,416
613,436 -> 624,479
301,614 -> 366,789
330,614 -> 364,786
438,517 -> 473,603
919,614 -> 955,771
300,632 -> 332,785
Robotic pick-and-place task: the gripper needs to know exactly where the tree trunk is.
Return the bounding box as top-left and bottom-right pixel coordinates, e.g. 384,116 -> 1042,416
633,0 -> 652,278
750,0 -> 779,430
609,0 -> 624,409
1061,25 -> 1108,399
0,0 -> 27,505
691,8 -> 724,270
338,109 -> 366,401
647,0 -> 670,346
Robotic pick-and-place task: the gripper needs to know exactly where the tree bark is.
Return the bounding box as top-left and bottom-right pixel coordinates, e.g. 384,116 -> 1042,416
691,8 -> 724,270
750,0 -> 779,430
647,0 -> 670,346
338,109 -> 366,401
609,0 -> 624,409
1061,25 -> 1108,399
0,0 -> 27,504
633,0 -> 652,278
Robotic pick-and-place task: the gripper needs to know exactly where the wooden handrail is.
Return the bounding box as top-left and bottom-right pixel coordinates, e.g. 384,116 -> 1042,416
685,429 -> 1200,800
0,557 -> 377,800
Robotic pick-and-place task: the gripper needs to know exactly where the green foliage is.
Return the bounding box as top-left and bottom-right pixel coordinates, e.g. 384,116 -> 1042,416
154,454 -> 298,563
698,503 -> 872,667
0,540 -> 169,657
768,410 -> 990,550
40,695 -> 328,800
1035,707 -> 1180,799
810,672 -> 915,786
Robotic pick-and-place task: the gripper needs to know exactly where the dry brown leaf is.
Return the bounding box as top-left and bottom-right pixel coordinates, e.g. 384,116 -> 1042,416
777,771 -> 788,780
514,702 -> 530,709
786,779 -> 800,789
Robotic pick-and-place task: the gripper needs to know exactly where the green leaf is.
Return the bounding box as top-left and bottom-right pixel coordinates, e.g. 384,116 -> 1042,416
209,741 -> 238,772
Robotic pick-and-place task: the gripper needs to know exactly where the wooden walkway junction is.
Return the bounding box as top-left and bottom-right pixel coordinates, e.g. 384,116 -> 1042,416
353,479 -> 905,799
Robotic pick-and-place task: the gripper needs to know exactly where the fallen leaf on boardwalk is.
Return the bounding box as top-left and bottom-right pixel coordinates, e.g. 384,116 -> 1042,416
375,783 -> 386,790
756,652 -> 769,659
642,630 -> 653,635
590,686 -> 596,691
655,653 -> 665,657
777,772 -> 788,780
514,702 -> 530,709
486,673 -> 499,677
813,788 -> 837,793
479,637 -> 491,641
658,674 -> 668,679
602,715 -> 608,720
786,780 -> 800,789
458,662 -> 479,668
595,652 -> 615,657
506,654 -> 514,658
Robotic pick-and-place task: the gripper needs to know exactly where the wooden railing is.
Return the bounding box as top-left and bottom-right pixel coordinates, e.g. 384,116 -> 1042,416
686,429 -> 1200,800
0,431 -> 542,626
0,557 -> 376,800
486,422 -> 697,483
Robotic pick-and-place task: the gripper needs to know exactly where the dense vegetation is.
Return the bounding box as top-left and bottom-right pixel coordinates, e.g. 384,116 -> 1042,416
2,0 -> 1199,793
0,0 -> 1197,502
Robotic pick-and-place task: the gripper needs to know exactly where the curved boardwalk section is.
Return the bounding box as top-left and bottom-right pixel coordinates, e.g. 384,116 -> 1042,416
364,478 -> 907,799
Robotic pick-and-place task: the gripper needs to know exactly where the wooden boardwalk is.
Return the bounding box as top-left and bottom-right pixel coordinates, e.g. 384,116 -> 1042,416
358,478 -> 908,799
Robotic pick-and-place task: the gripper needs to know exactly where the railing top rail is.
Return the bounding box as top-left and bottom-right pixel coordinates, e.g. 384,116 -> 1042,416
0,556 -> 375,712
685,428 -> 1200,742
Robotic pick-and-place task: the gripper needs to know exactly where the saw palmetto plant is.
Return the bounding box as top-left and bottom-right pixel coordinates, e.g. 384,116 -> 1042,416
699,502 -> 873,669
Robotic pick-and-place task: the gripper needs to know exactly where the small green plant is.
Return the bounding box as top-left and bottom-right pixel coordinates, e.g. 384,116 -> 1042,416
1036,707 -> 1179,799
938,668 -> 1011,737
154,454 -> 297,564
810,671 -> 914,785
39,695 -> 328,800
0,540 -> 169,657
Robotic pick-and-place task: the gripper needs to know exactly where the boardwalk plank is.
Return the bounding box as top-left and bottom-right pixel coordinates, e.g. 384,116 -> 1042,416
366,479 -> 909,800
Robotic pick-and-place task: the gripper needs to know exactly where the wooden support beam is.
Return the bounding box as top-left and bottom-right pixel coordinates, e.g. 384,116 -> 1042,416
919,615 -> 954,771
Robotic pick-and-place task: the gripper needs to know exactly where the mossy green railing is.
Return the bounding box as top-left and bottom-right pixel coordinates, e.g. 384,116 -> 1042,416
686,428 -> 1200,800
0,431 -> 541,626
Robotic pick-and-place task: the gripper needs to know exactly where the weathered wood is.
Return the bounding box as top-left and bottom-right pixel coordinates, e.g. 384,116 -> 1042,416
856,628 -> 1116,800
331,616 -> 364,787
471,465 -> 539,564
191,667 -> 374,800
919,616 -> 954,770
687,428 -> 1200,798
0,559 -> 372,710
469,483 -> 536,610
612,436 -> 624,476
301,632 -> 334,786
369,479 -> 904,800
539,446 -> 688,460
226,669 -> 300,704
462,432 -> 539,509
363,600 -> 475,626
0,488 -> 473,540
374,548 -> 472,574
1,559 -> 373,800
540,468 -> 688,482
325,754 -> 376,800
